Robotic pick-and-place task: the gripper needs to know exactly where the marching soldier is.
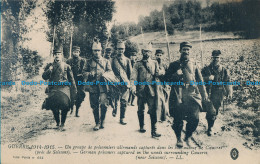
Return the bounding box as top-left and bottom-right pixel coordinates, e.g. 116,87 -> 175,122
111,40 -> 132,125
201,50 -> 233,136
128,51 -> 138,106
83,41 -> 112,131
66,46 -> 86,117
155,49 -> 170,121
130,43 -> 163,138
165,42 -> 208,147
42,48 -> 77,129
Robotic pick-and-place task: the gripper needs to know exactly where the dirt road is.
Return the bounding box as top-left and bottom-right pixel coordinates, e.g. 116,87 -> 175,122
2,91 -> 259,164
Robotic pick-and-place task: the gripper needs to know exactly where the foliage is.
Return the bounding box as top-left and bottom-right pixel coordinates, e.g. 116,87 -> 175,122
45,0 -> 115,58
124,40 -> 139,58
137,0 -> 260,38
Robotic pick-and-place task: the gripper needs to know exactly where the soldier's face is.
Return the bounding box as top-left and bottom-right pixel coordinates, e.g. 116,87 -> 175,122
156,53 -> 163,60
54,53 -> 63,62
180,47 -> 190,62
105,51 -> 112,57
212,57 -> 221,66
72,50 -> 80,58
143,50 -> 152,59
93,49 -> 102,58
130,55 -> 137,61
117,48 -> 125,55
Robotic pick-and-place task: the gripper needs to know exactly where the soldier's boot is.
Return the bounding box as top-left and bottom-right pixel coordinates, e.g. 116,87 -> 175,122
138,113 -> 146,133
52,110 -> 60,127
151,116 -> 161,138
120,103 -> 127,125
112,102 -> 117,117
172,122 -> 183,148
100,105 -> 107,129
93,108 -> 100,131
207,119 -> 215,136
131,95 -> 135,106
60,110 -> 68,131
42,99 -> 47,110
75,104 -> 80,117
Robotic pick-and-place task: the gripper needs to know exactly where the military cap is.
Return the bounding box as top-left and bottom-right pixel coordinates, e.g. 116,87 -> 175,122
155,49 -> 164,55
53,47 -> 63,54
212,50 -> 221,57
180,41 -> 192,50
129,51 -> 137,56
117,40 -> 125,49
72,46 -> 80,51
143,42 -> 153,52
92,41 -> 102,50
105,47 -> 112,52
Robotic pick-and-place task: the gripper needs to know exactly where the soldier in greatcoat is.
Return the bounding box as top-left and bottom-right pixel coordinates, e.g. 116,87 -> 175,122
164,42 -> 208,147
83,41 -> 112,131
111,40 -> 132,125
66,46 -> 86,117
42,48 -> 77,129
201,50 -> 233,136
130,43 -> 163,138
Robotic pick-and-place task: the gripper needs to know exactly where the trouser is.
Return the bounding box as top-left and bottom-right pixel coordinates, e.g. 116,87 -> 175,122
75,89 -> 86,115
128,91 -> 136,104
52,109 -> 68,126
137,94 -> 158,134
171,100 -> 200,139
89,92 -> 109,125
206,89 -> 223,130
113,89 -> 129,119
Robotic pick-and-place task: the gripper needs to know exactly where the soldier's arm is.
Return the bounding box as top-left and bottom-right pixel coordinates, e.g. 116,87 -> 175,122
224,69 -> 233,97
82,60 -> 91,81
164,62 -> 180,82
67,65 -> 77,93
42,63 -> 52,80
201,66 -> 211,82
130,62 -> 139,92
195,67 -> 208,100
127,59 -> 132,80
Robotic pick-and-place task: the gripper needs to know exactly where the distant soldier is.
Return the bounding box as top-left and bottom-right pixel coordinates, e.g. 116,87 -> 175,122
155,49 -> 170,121
111,40 -> 132,125
165,42 -> 208,147
201,50 -> 233,136
128,51 -> 138,106
66,46 -> 86,117
83,41 -> 112,131
130,43 -> 163,138
42,48 -> 77,130
104,46 -> 113,63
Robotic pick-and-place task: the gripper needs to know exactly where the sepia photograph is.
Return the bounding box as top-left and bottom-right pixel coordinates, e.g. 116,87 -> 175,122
1,0 -> 260,163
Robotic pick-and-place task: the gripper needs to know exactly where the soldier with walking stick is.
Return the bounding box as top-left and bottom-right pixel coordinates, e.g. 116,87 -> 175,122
201,50 -> 233,136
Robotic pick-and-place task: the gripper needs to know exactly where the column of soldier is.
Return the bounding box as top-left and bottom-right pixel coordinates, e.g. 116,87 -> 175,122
42,40 -> 232,148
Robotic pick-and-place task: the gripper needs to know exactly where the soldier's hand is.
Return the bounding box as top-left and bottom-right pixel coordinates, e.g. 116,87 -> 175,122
48,65 -> 53,71
209,75 -> 214,80
227,94 -> 232,99
177,69 -> 183,75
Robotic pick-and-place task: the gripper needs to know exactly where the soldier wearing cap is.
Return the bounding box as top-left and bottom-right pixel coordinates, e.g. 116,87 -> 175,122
42,47 -> 77,129
165,41 -> 208,147
201,50 -> 233,136
66,46 -> 86,117
104,46 -> 113,62
155,49 -> 170,121
128,51 -> 138,106
83,41 -> 112,131
111,40 -> 132,125
130,43 -> 163,138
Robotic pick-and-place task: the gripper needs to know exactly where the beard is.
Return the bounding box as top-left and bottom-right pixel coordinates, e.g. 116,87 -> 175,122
180,53 -> 189,64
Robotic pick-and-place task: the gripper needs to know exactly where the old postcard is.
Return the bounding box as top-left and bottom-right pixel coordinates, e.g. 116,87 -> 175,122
1,0 -> 259,163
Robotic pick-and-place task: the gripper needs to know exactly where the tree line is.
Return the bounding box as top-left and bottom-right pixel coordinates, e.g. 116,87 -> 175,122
112,0 -> 260,39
